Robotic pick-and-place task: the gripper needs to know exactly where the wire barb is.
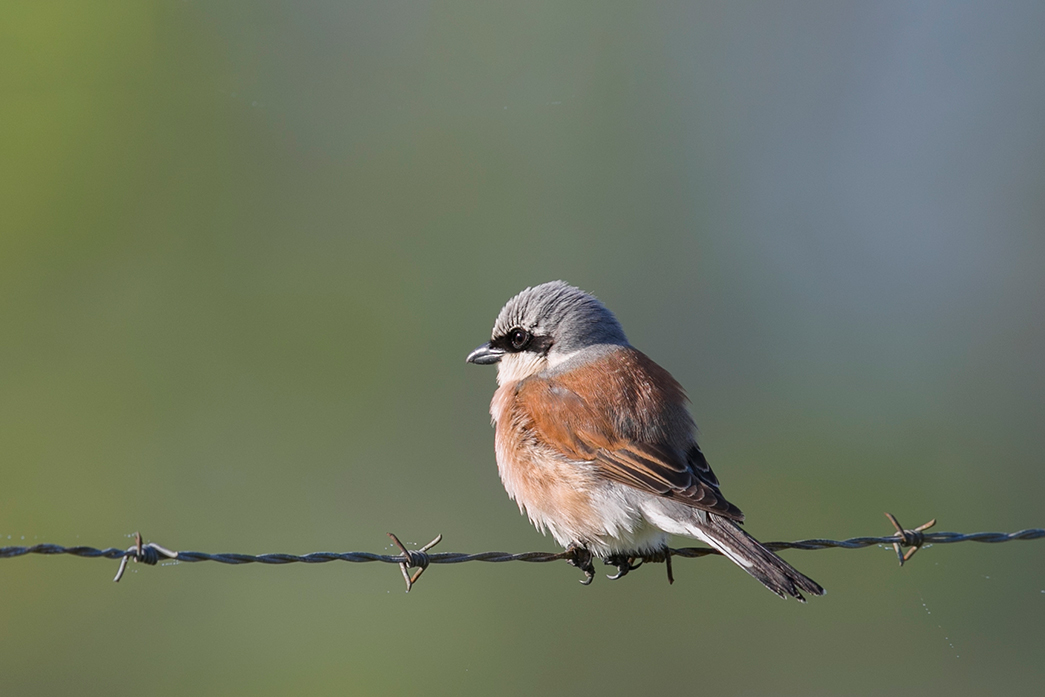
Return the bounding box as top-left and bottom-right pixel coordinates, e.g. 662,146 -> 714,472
113,532 -> 179,582
387,533 -> 442,592
883,512 -> 936,566
640,548 -> 674,585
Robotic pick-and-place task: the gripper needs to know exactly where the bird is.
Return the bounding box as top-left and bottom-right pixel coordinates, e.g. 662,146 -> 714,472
466,281 -> 824,601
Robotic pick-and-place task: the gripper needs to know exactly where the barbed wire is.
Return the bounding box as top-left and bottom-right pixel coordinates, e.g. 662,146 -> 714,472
2,514 -> 1042,591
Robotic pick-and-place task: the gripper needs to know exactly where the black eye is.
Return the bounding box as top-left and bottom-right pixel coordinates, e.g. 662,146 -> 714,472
509,328 -> 532,350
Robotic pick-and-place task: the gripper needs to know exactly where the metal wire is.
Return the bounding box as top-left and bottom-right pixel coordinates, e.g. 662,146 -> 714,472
2,514 -> 1041,591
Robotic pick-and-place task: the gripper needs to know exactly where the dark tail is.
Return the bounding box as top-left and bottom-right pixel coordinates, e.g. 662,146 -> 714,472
700,515 -> 825,601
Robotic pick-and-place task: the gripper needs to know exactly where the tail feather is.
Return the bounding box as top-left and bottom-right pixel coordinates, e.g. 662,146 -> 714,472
698,515 -> 825,601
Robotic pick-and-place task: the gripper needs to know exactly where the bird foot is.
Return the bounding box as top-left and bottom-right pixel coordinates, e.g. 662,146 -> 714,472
565,546 -> 595,585
604,554 -> 642,580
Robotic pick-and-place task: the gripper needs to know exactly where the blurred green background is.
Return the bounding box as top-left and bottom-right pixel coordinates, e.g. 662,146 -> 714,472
2,2 -> 1044,695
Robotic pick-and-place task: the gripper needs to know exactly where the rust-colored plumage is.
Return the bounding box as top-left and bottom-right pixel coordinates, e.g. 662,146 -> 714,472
469,281 -> 824,600
501,348 -> 743,522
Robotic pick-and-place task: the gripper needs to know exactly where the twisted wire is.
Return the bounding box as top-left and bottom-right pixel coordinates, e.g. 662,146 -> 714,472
0,544 -> 572,565
2,520 -> 1042,590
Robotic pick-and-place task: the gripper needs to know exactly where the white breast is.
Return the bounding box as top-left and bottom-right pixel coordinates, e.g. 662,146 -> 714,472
489,382 -> 668,558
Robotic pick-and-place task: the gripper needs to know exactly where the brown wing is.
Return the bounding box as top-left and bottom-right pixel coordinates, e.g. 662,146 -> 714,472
516,348 -> 744,521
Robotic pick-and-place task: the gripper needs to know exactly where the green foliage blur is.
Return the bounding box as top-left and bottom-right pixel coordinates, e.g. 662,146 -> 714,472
2,2 -> 1043,695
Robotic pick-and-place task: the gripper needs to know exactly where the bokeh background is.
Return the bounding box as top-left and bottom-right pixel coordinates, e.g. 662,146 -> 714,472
2,2 -> 1044,695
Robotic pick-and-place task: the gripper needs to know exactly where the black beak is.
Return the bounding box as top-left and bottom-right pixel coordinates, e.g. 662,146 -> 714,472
466,342 -> 504,365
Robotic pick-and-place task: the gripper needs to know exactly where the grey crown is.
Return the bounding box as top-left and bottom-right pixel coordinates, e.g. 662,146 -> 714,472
493,281 -> 630,354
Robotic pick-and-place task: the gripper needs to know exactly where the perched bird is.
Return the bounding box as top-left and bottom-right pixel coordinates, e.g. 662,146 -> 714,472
466,281 -> 824,601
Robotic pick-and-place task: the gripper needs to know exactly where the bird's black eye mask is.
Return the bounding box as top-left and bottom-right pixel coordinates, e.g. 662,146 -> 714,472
490,328 -> 553,355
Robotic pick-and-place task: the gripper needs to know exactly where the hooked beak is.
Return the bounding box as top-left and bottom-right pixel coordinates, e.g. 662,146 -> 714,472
466,342 -> 504,365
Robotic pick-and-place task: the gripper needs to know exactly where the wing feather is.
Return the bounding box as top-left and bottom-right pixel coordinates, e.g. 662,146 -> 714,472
516,348 -> 744,521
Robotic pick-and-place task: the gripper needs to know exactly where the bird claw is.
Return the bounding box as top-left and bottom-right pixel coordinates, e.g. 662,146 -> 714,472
604,554 -> 642,580
566,546 -> 595,585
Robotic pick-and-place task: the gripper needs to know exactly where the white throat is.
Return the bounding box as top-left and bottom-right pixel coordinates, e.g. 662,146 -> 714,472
495,352 -> 547,385
495,348 -> 589,385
